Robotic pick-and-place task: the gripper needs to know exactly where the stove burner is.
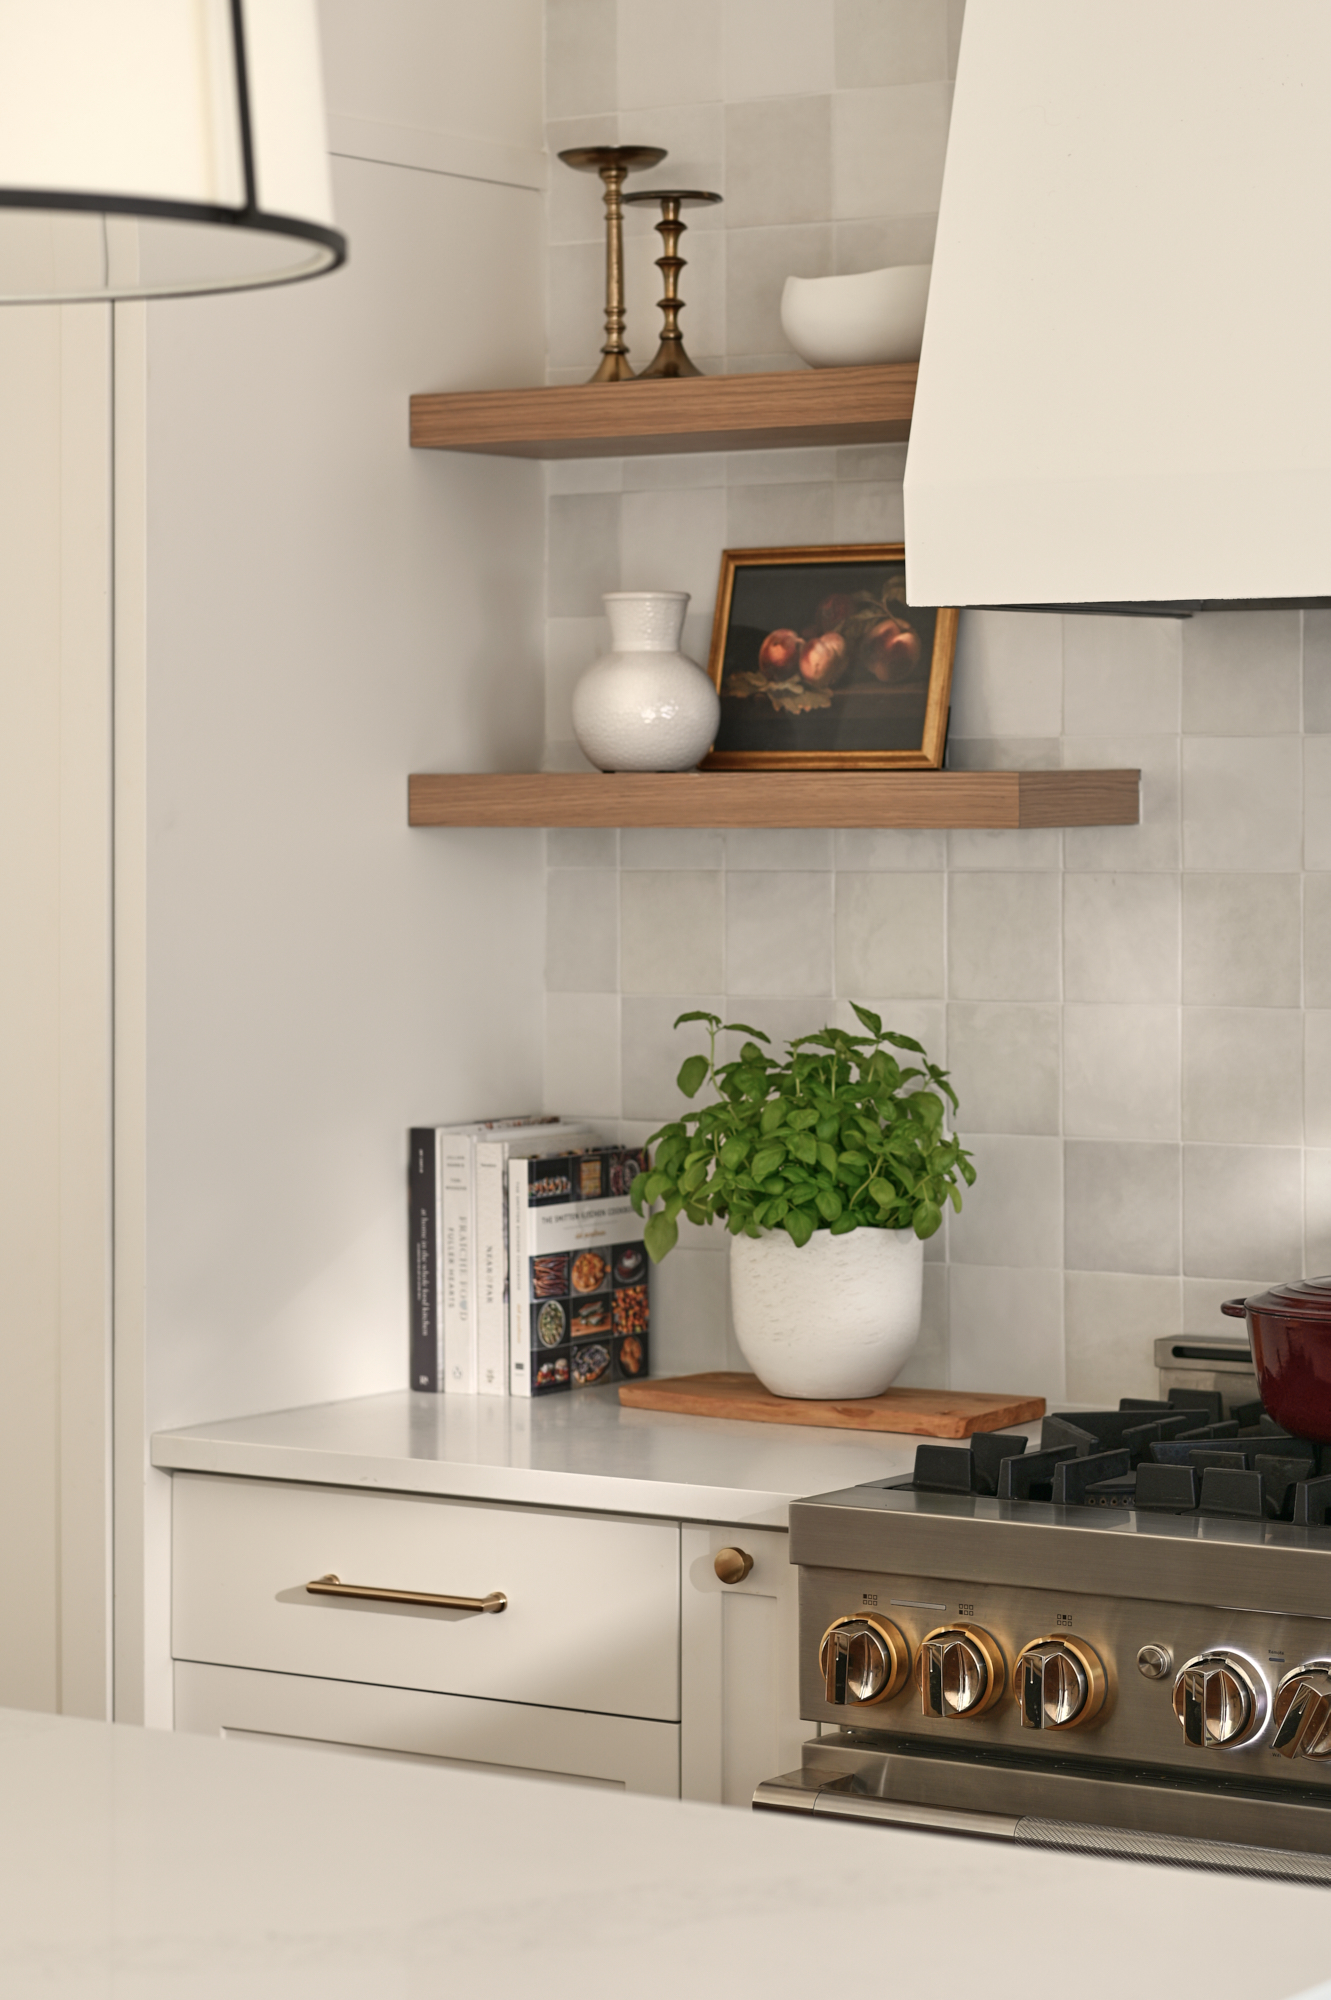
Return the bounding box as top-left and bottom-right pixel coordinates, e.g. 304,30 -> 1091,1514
907,1397 -> 1331,1524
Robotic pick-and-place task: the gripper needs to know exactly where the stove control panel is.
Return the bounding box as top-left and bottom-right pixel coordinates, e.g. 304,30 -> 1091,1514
1014,1634 -> 1107,1730
1172,1652 -> 1264,1748
916,1625 -> 1006,1719
819,1615 -> 909,1708
1272,1662 -> 1331,1759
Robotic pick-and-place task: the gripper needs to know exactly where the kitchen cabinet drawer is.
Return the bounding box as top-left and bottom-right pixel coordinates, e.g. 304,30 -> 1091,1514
172,1474 -> 680,1722
175,1661 -> 679,1796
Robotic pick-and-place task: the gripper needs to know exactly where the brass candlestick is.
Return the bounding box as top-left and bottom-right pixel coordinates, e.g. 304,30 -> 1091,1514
623,188 -> 722,378
558,144 -> 667,382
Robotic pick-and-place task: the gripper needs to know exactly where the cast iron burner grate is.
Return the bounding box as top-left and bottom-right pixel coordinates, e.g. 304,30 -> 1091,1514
905,1395 -> 1331,1525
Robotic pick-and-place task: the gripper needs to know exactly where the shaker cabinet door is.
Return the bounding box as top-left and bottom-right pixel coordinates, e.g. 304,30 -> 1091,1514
679,1524 -> 803,1808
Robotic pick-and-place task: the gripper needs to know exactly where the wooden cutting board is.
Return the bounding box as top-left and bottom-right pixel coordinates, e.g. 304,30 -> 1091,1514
618,1371 -> 1044,1438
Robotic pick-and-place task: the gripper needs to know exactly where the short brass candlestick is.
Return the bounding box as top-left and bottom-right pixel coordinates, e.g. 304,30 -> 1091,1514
623,188 -> 722,378
558,144 -> 667,382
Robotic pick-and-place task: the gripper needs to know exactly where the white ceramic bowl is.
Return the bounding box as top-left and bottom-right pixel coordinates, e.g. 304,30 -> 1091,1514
780,263 -> 931,369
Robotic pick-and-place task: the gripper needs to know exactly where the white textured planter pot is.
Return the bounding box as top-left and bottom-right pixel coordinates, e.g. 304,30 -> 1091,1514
572,591 -> 720,772
729,1225 -> 924,1399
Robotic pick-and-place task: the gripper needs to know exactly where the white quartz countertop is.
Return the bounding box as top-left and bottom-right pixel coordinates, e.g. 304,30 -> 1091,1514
150,1388 -> 1043,1528
3,1706 -> 1327,1997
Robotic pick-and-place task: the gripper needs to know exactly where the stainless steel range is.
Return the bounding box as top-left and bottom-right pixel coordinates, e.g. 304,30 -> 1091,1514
755,1388 -> 1331,1884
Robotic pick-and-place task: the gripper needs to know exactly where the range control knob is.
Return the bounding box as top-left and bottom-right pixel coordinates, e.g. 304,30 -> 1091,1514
1013,1635 -> 1108,1731
819,1615 -> 909,1707
1172,1653 -> 1263,1749
916,1625 -> 1006,1720
1272,1664 -> 1331,1760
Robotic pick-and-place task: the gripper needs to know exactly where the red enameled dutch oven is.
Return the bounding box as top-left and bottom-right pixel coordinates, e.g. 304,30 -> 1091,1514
1223,1278 -> 1331,1441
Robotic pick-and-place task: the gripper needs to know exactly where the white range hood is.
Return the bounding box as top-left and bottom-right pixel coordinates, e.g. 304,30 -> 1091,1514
904,0 -> 1331,608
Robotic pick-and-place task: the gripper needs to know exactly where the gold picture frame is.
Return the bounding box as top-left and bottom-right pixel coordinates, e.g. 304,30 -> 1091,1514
702,543 -> 957,770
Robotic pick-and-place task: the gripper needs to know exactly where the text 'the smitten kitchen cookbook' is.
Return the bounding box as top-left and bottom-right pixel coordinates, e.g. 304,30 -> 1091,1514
508,1145 -> 650,1397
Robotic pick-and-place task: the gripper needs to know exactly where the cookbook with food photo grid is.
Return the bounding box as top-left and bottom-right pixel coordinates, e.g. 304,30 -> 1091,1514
507,1145 -> 651,1397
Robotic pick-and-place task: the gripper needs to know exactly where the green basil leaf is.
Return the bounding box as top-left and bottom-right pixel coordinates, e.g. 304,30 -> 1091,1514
829,1210 -> 859,1235
760,1100 -> 787,1136
786,1107 -> 819,1131
676,1053 -> 710,1099
784,1205 -> 816,1247
722,1021 -> 770,1042
815,1142 -> 839,1176
750,1144 -> 786,1181
815,1187 -> 843,1222
674,1010 -> 719,1028
867,1178 -> 896,1210
787,1131 -> 818,1164
913,1198 -> 943,1240
643,1212 -> 678,1262
850,1003 -> 883,1037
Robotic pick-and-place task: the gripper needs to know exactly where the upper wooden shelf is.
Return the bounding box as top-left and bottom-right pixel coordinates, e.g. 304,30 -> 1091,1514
408,770 -> 1140,830
408,363 -> 916,460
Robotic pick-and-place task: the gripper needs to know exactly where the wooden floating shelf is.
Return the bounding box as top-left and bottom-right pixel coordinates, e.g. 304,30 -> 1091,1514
408,362 -> 916,460
408,770 -> 1140,831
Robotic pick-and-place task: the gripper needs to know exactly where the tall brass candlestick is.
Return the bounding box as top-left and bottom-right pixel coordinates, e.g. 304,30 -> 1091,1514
623,188 -> 722,379
558,144 -> 666,383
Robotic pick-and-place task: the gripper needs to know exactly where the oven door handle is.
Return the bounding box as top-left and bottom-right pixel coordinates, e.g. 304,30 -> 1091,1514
753,1772 -> 1019,1840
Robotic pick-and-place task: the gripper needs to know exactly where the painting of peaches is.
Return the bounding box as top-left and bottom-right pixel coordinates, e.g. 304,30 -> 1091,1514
703,544 -> 957,769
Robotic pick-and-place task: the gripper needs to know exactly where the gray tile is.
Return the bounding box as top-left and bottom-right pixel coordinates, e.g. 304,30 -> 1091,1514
1182,1006 -> 1303,1144
834,828 -> 947,870
831,996 -> 945,1065
835,444 -> 909,483
947,827 -> 1061,870
621,104 -> 726,220
621,828 -> 724,868
548,458 -> 625,495
1305,738 -> 1331,870
546,615 -> 610,748
622,993 -> 724,1123
1307,1013 -> 1331,1148
1182,1144 -> 1304,1278
727,871 -> 834,993
1182,1274 -> 1280,1333
832,82 -> 952,220
726,828 -> 833,869
620,872 -> 724,994
1307,875 -> 1331,1006
833,479 -> 905,542
945,1002 -> 1060,1135
834,213 -> 939,273
1063,1004 -> 1180,1143
725,480 -> 836,545
546,993 -> 622,1119
1064,1272 -> 1181,1404
547,491 -> 621,616
893,1261 -> 948,1388
834,0 -> 949,85
724,95 -> 832,229
1304,610 -> 1331,732
546,0 -> 617,120
1064,1140 -> 1180,1277
1182,874 -> 1301,1007
547,870 -> 619,991
622,453 -> 726,492
949,871 -> 1061,1001
1063,873 -> 1180,1004
620,484 -> 727,610
547,240 -> 617,374
947,1134 -> 1061,1268
723,0 -> 836,99
949,1264 -> 1065,1400
617,0 -> 723,108
947,610 -> 1062,740
1062,735 -> 1181,874
725,996 -> 839,1064
649,1246 -> 731,1376
726,447 -> 837,485
945,737 -> 1061,774
834,871 -> 944,998
1181,610 -> 1301,735
1307,1149 -> 1331,1275
1182,736 -> 1302,872
546,827 -> 618,868
1062,615 -> 1181,736
725,222 -> 833,356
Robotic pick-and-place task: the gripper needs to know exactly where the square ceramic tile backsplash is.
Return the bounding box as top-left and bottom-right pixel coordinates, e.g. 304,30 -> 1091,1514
537,0 -> 1329,1403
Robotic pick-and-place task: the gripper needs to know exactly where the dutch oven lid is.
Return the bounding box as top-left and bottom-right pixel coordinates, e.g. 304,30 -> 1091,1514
1230,1276 -> 1331,1317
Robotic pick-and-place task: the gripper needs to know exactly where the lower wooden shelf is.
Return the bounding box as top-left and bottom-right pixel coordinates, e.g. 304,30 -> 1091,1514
407,769 -> 1140,830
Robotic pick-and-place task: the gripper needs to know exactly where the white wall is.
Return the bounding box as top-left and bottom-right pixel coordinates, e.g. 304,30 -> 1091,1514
115,0 -> 549,1720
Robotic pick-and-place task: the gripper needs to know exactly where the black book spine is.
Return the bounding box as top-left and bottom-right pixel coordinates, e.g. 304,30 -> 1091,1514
409,1128 -> 440,1391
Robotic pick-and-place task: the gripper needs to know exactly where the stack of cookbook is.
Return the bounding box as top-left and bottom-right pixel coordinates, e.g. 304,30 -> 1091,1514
408,1118 -> 651,1399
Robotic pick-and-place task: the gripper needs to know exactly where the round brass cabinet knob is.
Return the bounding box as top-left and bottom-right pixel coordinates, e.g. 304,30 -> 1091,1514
1172,1653 -> 1263,1749
819,1615 -> 910,1708
1013,1635 -> 1108,1731
916,1625 -> 1006,1720
713,1547 -> 754,1585
1272,1664 -> 1331,1760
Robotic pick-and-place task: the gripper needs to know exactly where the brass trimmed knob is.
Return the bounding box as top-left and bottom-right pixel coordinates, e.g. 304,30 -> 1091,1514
1272,1664 -> 1331,1760
1172,1653 -> 1262,1748
713,1547 -> 753,1584
916,1624 -> 1006,1720
819,1615 -> 910,1707
1013,1634 -> 1108,1730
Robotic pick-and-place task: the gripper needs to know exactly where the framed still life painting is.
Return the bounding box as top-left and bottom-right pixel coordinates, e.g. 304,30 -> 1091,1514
702,543 -> 957,769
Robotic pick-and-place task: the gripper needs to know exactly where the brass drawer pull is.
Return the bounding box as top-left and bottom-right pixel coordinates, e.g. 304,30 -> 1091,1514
306,1573 -> 507,1614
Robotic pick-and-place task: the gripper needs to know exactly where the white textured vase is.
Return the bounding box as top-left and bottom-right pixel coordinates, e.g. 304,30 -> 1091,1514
572,592 -> 720,773
729,1225 -> 924,1399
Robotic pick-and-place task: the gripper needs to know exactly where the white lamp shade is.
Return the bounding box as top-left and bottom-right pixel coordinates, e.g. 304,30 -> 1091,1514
0,0 -> 344,301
